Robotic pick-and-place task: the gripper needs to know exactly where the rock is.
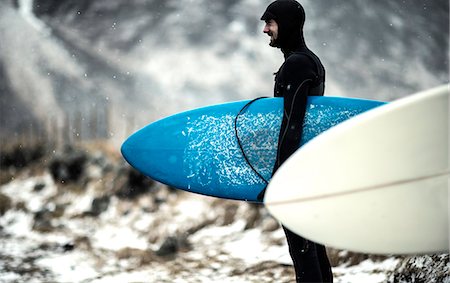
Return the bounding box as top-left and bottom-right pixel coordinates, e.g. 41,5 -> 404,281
222,203 -> 239,226
261,217 -> 280,232
244,203 -> 263,230
155,236 -> 178,257
48,145 -> 88,184
387,254 -> 450,283
61,242 -> 75,252
0,143 -> 46,169
51,204 -> 66,218
32,209 -> 54,233
73,236 -> 92,250
0,193 -> 12,215
33,183 -> 46,192
326,249 -> 390,267
114,166 -> 154,199
88,195 -> 110,216
15,201 -> 28,211
31,203 -> 66,232
155,235 -> 190,258
116,247 -> 155,266
0,170 -> 14,185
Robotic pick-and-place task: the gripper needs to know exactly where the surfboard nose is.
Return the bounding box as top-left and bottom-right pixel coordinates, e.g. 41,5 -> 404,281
120,131 -> 139,167
121,128 -> 150,176
121,117 -> 189,189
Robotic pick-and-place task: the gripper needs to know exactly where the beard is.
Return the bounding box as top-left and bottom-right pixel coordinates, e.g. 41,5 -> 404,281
269,33 -> 279,47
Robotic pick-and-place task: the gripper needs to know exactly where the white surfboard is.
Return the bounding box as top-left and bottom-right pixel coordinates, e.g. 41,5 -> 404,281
264,85 -> 449,254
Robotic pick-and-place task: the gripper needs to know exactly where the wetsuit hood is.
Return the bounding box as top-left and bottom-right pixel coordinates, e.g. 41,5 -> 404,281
261,0 -> 306,53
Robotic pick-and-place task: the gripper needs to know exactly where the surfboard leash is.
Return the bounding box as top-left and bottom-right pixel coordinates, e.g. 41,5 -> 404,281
234,97 -> 270,185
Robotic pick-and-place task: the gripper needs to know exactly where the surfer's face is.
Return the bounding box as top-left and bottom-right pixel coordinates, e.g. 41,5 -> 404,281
263,19 -> 278,47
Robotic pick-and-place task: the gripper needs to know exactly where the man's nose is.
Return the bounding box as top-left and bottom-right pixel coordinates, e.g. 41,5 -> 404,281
263,24 -> 269,33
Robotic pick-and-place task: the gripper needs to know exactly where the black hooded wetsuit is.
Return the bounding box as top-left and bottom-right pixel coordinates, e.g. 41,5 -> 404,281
272,49 -> 324,170
261,1 -> 333,282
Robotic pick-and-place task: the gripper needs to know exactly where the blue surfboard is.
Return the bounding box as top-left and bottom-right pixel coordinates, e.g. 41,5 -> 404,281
121,97 -> 385,202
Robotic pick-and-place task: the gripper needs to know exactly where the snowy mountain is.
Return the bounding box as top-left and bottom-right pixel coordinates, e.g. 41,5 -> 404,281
1,0 -> 448,144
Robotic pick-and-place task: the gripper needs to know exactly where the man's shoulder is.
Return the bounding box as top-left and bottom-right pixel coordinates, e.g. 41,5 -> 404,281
283,52 -> 317,71
286,51 -> 319,64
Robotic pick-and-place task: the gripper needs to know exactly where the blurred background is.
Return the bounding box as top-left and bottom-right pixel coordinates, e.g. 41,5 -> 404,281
1,0 -> 448,148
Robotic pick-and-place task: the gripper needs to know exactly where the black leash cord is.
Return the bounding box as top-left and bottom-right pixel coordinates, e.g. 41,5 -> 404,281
234,97 -> 269,185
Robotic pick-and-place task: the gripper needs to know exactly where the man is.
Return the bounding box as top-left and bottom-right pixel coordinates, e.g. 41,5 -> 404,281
259,1 -> 333,282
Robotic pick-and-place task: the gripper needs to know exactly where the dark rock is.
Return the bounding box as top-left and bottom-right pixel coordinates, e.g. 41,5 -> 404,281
48,145 -> 88,184
244,203 -> 263,230
155,235 -> 190,258
15,201 -> 28,211
0,193 -> 12,215
74,236 -> 92,250
33,183 -> 46,192
61,242 -> 75,252
261,217 -> 280,232
387,254 -> 450,283
50,204 -> 66,218
153,196 -> 166,205
0,170 -> 14,185
88,195 -> 110,216
116,247 -> 155,266
114,166 -> 154,199
156,237 -> 178,257
32,209 -> 54,232
216,201 -> 239,226
0,143 -> 46,169
326,249 -> 390,267
37,242 -> 55,251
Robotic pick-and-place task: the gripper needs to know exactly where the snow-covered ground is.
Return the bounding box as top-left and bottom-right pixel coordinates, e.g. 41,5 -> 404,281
0,145 -> 448,282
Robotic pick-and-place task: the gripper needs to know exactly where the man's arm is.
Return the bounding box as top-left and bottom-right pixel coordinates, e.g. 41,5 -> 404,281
274,54 -> 317,170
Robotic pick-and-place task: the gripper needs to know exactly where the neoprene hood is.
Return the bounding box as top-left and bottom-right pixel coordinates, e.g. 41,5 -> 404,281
261,0 -> 306,51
